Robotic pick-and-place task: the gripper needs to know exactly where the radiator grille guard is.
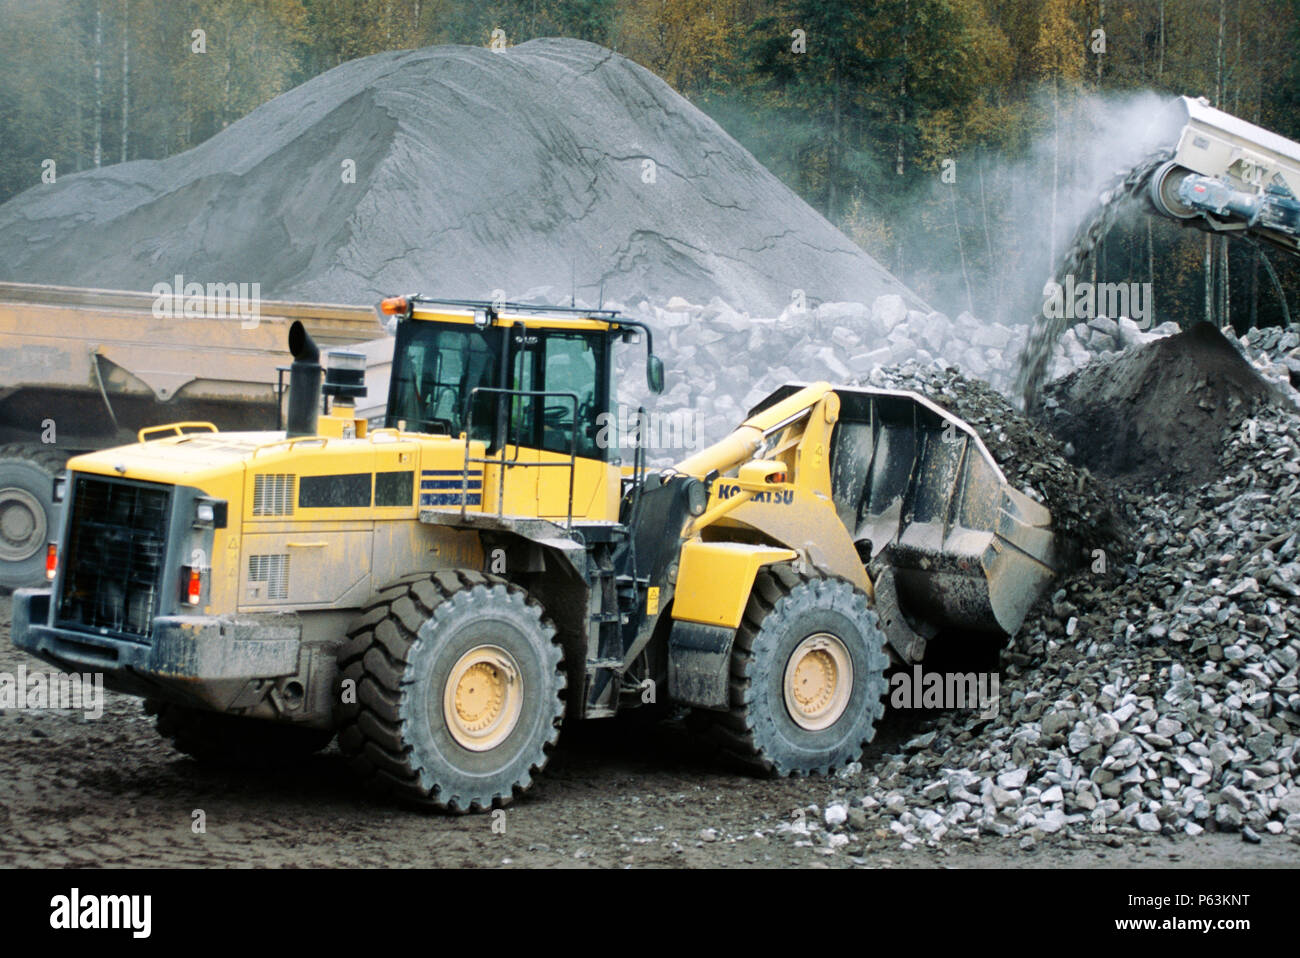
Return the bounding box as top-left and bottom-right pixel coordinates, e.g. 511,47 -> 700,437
55,475 -> 172,642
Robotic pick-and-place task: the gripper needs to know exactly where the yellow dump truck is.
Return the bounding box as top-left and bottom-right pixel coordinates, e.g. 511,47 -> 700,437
12,295 -> 1056,810
0,282 -> 381,589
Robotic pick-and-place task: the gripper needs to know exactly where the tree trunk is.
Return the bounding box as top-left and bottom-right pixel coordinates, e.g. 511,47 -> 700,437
1220,235 -> 1231,331
828,61 -> 840,221
1250,245 -> 1259,331
1215,0 -> 1225,108
1204,234 -> 1214,324
1096,0 -> 1104,85
1049,79 -> 1060,270
1146,217 -> 1156,323
950,186 -> 974,316
1157,0 -> 1165,79
1233,15 -> 1241,113
120,0 -> 129,163
978,151 -> 997,318
897,0 -> 908,176
1146,218 -> 1154,285
93,0 -> 103,168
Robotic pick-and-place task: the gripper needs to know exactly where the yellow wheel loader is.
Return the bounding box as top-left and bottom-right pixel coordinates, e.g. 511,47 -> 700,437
12,295 -> 1056,811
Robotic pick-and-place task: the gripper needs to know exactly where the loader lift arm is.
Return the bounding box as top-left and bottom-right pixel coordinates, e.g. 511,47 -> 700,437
601,381 -> 1057,714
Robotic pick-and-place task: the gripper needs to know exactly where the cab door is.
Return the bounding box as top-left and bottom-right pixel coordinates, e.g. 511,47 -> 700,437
507,327 -> 613,520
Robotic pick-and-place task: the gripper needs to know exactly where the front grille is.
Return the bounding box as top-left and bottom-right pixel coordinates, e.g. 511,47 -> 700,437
55,476 -> 171,642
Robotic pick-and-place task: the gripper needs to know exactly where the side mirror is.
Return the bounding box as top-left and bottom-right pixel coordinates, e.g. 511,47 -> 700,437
647,355 -> 665,394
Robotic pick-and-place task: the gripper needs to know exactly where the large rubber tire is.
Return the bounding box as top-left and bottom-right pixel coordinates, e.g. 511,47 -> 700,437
713,566 -> 888,777
335,570 -> 566,813
144,699 -> 335,767
0,444 -> 68,590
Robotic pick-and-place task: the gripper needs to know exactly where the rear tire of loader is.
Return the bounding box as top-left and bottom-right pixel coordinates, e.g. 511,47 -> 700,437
334,570 -> 566,813
715,566 -> 888,777
145,700 -> 335,767
0,444 -> 68,591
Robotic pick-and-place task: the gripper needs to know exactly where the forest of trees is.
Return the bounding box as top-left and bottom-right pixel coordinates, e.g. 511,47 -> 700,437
2,0 -> 1299,327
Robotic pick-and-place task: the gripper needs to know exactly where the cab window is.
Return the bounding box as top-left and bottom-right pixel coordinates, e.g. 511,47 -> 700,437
508,329 -> 608,460
385,322 -> 501,439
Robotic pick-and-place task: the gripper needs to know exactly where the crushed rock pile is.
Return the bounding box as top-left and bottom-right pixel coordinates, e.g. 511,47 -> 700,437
674,328 -> 1298,856
1046,315 -> 1181,382
1240,324 -> 1300,394
0,39 -> 915,317
763,400 -> 1300,857
858,362 -> 1129,562
618,305 -> 1128,561
616,294 -> 1034,454
614,289 -> 1299,481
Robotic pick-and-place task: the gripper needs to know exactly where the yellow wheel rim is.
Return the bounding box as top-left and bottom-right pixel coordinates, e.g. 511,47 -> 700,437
442,645 -> 524,751
782,633 -> 853,731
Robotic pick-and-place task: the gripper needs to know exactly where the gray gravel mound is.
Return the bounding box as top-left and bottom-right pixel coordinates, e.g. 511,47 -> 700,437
0,38 -> 920,314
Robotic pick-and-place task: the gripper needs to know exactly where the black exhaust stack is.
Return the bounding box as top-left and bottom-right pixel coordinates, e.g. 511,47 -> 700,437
286,321 -> 322,438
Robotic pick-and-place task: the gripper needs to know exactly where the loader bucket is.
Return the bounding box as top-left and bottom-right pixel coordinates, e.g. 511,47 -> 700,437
821,387 -> 1057,639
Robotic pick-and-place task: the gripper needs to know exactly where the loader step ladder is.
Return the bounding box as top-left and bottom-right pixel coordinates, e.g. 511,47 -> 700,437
584,551 -> 634,715
461,385 -> 580,530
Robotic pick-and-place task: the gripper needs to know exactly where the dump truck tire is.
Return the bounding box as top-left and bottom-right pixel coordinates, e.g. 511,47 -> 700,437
335,570 -> 565,813
144,700 -> 334,767
717,566 -> 888,777
0,444 -> 68,591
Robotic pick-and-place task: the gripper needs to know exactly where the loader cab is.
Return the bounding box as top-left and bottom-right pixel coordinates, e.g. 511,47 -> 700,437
382,300 -> 617,458
378,296 -> 663,521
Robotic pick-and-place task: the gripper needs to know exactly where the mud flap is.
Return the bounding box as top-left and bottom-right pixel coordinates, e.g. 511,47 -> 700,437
667,620 -> 735,709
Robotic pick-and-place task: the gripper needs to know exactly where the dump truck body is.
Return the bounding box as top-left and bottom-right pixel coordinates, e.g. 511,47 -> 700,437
0,282 -> 385,588
0,281 -> 382,445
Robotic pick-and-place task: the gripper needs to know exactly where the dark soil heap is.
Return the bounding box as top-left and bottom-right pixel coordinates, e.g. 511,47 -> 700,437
1042,323 -> 1282,490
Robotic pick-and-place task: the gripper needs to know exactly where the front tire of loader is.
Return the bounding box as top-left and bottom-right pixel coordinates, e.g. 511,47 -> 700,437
714,566 -> 888,777
335,570 -> 566,813
145,700 -> 335,767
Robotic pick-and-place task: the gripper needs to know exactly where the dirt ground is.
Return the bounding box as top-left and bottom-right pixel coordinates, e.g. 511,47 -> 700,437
0,597 -> 1292,869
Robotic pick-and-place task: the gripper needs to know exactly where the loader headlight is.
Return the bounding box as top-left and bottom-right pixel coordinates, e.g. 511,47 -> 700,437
193,498 -> 228,529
